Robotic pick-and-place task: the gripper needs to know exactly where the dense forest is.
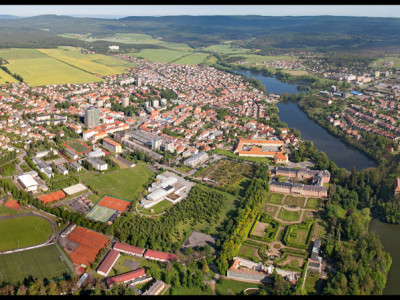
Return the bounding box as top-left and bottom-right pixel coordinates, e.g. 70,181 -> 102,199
0,15 -> 400,54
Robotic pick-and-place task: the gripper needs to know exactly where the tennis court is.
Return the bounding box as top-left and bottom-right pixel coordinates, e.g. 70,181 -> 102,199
97,195 -> 131,212
86,205 -> 116,222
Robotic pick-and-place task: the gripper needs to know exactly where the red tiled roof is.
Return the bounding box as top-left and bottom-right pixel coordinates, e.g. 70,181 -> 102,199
106,268 -> 146,287
144,249 -> 178,262
97,249 -> 120,276
113,241 -> 145,256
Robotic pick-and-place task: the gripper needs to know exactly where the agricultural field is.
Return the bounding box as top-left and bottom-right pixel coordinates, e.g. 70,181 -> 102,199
0,48 -> 102,86
126,49 -> 192,64
173,53 -> 209,65
0,215 -> 53,251
0,47 -> 136,86
0,69 -> 18,84
268,193 -> 284,205
60,33 -> 193,51
370,56 -> 400,69
277,208 -> 301,222
0,244 -> 73,285
80,163 -> 154,201
38,47 -> 135,76
203,43 -> 251,54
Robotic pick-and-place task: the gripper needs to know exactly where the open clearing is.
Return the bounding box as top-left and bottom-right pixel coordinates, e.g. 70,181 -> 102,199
278,208 -> 301,222
0,244 -> 73,285
268,193 -> 284,205
0,215 -> 53,251
253,222 -> 269,236
80,163 -> 153,201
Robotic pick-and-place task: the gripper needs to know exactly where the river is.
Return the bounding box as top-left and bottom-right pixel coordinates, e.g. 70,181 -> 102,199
234,68 -> 397,294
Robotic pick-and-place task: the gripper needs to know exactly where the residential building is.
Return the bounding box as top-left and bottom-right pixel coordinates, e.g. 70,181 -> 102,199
184,151 -> 209,168
87,157 -> 108,171
103,138 -> 122,153
97,249 -> 121,277
84,106 -> 100,128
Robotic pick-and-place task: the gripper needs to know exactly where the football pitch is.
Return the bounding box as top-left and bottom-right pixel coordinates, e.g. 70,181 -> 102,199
0,215 -> 53,251
64,140 -> 92,154
0,244 -> 74,285
87,205 -> 116,222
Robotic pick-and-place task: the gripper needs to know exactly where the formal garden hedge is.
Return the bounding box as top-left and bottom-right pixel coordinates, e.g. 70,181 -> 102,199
283,220 -> 315,250
248,213 -> 281,243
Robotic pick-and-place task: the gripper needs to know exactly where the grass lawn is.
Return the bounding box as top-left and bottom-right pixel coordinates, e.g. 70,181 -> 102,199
203,44 -> 251,54
0,205 -> 30,217
0,244 -> 73,285
287,228 -> 310,245
278,208 -> 301,222
174,285 -> 214,295
215,278 -> 260,295
263,204 -> 279,216
306,198 -> 321,209
305,271 -> 321,295
268,193 -> 284,205
138,199 -> 173,215
332,204 -> 347,218
175,165 -> 191,173
284,195 -> 306,207
80,163 -> 153,201
302,210 -> 317,222
0,215 -> 53,251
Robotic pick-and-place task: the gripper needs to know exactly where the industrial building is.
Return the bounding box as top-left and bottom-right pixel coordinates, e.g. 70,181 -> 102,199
17,174 -> 39,192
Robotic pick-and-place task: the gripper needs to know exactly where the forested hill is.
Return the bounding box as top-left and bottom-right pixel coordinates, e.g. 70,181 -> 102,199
1,14 -> 400,53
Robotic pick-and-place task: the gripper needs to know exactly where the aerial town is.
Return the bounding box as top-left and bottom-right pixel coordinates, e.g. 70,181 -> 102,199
0,5 -> 399,297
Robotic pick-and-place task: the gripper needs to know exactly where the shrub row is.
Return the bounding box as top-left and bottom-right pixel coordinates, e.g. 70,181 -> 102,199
283,220 -> 315,250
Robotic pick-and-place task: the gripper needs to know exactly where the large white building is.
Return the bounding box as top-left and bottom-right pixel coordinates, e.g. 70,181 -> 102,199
17,174 -> 39,192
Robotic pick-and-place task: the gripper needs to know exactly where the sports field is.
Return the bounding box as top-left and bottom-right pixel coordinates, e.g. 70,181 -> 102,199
87,205 -> 116,223
0,215 -> 53,251
0,244 -> 74,285
64,140 -> 92,154
81,163 -> 154,201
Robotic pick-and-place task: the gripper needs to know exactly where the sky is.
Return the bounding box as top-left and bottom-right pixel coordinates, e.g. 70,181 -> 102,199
1,5 -> 400,18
